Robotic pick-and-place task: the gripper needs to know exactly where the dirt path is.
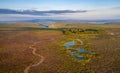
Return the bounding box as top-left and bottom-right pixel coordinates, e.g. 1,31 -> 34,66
24,43 -> 45,73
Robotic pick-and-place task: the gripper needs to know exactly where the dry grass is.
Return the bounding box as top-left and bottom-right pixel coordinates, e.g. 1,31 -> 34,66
0,24 -> 120,73
49,22 -> 120,28
0,30 -> 62,73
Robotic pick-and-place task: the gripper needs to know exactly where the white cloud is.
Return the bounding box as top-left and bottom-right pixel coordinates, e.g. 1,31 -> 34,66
0,8 -> 120,21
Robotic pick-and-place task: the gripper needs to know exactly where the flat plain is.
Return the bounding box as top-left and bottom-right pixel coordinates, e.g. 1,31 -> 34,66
0,23 -> 120,73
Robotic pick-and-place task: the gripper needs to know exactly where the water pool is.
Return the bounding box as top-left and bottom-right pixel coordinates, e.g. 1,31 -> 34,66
64,41 -> 76,48
64,39 -> 93,61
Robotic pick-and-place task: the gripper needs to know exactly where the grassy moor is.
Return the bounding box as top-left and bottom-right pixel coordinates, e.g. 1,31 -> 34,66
0,0 -> 120,73
0,23 -> 120,73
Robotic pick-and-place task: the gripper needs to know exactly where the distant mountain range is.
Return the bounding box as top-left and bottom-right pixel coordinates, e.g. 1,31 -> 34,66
0,19 -> 120,24
0,8 -> 120,24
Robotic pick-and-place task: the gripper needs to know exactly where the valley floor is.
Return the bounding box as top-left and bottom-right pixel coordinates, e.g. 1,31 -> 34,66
0,28 -> 120,73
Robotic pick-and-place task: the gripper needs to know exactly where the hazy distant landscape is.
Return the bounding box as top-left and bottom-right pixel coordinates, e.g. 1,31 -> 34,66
0,0 -> 120,73
0,8 -> 120,24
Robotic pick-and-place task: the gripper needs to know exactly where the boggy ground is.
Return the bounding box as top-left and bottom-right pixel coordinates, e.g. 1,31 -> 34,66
0,30 -> 62,73
0,28 -> 120,73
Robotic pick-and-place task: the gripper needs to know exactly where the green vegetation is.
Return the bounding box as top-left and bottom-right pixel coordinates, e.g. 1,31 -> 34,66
49,22 -> 120,28
0,23 -> 46,31
0,22 -> 120,73
62,28 -> 106,34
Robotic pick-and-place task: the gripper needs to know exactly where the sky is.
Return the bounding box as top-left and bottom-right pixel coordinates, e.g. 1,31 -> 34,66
0,0 -> 120,21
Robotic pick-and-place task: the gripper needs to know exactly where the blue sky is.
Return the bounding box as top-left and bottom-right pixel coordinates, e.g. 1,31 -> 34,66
0,0 -> 120,21
0,0 -> 120,10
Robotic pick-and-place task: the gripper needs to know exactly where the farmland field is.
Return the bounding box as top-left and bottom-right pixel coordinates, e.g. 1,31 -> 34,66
0,23 -> 120,73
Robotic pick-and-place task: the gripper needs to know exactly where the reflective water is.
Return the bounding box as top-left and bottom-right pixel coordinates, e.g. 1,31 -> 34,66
64,41 -> 75,48
64,39 -> 93,61
88,52 -> 93,54
69,51 -> 85,60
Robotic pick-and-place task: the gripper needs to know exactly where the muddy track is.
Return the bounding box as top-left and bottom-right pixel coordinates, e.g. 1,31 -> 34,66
24,43 -> 45,73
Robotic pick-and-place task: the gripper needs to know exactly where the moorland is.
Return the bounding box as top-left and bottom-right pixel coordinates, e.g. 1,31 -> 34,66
0,22 -> 120,73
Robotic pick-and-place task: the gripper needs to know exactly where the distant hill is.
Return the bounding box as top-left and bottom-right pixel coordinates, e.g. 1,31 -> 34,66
49,22 -> 120,28
0,22 -> 45,28
0,8 -> 120,24
1,19 -> 120,24
10,22 -> 40,27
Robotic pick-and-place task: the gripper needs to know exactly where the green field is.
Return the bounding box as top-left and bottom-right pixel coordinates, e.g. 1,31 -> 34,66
0,22 -> 120,73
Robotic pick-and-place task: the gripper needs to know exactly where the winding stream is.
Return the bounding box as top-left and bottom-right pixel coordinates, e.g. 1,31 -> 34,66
64,39 -> 93,60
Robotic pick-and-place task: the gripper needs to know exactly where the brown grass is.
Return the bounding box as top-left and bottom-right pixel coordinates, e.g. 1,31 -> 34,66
0,27 -> 120,73
0,30 -> 62,73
